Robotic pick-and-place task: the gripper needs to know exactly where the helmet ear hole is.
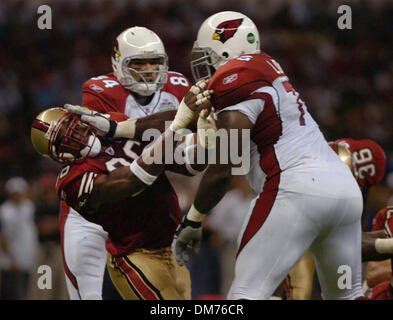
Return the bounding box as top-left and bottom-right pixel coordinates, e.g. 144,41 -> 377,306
222,52 -> 229,58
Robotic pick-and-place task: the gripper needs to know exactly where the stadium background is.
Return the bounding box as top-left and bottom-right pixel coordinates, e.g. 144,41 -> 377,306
0,0 -> 392,299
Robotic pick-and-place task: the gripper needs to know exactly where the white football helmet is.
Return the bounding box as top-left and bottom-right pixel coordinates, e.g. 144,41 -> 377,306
191,11 -> 261,82
111,27 -> 168,96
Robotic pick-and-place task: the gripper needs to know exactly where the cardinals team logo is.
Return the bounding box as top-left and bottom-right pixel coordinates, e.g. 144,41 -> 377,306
213,18 -> 243,43
112,40 -> 120,61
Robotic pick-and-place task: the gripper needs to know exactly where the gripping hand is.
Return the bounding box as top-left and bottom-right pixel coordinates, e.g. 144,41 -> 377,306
172,215 -> 202,266
64,104 -> 118,138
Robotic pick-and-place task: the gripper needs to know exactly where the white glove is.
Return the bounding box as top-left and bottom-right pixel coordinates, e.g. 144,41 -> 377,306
197,109 -> 217,149
171,204 -> 205,266
64,104 -> 114,136
64,104 -> 136,138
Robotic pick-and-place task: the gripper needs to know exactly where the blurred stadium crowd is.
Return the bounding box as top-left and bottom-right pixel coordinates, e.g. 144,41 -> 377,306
0,0 -> 392,299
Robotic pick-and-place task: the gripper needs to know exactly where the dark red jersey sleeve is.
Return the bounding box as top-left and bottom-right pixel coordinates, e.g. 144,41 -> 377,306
56,163 -> 103,217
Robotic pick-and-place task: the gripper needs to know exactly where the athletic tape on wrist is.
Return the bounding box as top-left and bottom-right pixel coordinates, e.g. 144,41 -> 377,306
130,160 -> 157,186
187,204 -> 205,222
375,238 -> 393,254
171,99 -> 194,132
114,118 -> 137,139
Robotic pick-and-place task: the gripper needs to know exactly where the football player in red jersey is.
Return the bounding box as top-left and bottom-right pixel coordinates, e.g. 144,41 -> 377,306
58,26 -> 196,300
172,11 -> 364,300
31,81 -> 214,300
366,206 -> 393,299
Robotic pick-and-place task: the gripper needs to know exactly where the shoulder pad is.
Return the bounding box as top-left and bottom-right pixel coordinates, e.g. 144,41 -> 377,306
208,53 -> 282,110
82,73 -> 128,112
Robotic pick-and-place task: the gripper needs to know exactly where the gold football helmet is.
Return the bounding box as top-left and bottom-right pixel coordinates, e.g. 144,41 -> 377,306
329,140 -> 356,177
336,143 -> 356,176
31,107 -> 100,164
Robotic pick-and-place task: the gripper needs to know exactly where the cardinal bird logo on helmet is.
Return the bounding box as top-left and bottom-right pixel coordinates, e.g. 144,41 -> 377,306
213,18 -> 243,43
113,40 -> 120,61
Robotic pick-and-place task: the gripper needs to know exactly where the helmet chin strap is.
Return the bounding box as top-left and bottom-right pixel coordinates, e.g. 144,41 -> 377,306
80,135 -> 101,158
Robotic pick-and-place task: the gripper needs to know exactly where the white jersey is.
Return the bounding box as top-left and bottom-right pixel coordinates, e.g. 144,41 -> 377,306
213,53 -> 345,193
209,53 -> 364,300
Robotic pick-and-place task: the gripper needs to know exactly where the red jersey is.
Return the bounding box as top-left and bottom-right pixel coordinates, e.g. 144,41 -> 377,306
82,71 -> 191,116
56,113 -> 182,257
368,280 -> 393,300
330,138 -> 386,189
59,71 -> 190,254
369,206 -> 393,300
372,206 -> 393,236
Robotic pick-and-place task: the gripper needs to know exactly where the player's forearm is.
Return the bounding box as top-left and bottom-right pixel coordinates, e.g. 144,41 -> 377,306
88,166 -> 148,210
134,110 -> 177,139
166,133 -> 210,176
135,128 -> 174,176
193,163 -> 233,214
362,231 -> 392,261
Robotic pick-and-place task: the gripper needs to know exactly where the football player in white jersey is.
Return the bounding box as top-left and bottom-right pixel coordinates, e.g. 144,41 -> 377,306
172,11 -> 365,300
60,27 -> 194,299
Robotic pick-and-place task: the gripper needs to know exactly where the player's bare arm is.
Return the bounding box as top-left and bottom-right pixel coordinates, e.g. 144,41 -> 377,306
66,80 -> 211,138
192,110 -> 252,213
172,110 -> 253,265
134,110 -> 176,139
79,82 -> 214,212
166,110 -> 217,176
362,230 -> 393,261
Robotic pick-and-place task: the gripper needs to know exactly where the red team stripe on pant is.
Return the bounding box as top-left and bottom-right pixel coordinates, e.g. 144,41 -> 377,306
59,202 -> 79,291
237,172 -> 280,256
114,256 -> 162,300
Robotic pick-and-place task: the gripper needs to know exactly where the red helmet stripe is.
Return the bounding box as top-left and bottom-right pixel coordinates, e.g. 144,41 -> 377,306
32,119 -> 49,132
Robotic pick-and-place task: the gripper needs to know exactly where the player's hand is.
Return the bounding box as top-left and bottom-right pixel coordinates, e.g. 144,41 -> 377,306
185,79 -> 214,113
172,215 -> 202,266
64,104 -> 118,137
170,80 -> 213,132
197,109 -> 217,149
